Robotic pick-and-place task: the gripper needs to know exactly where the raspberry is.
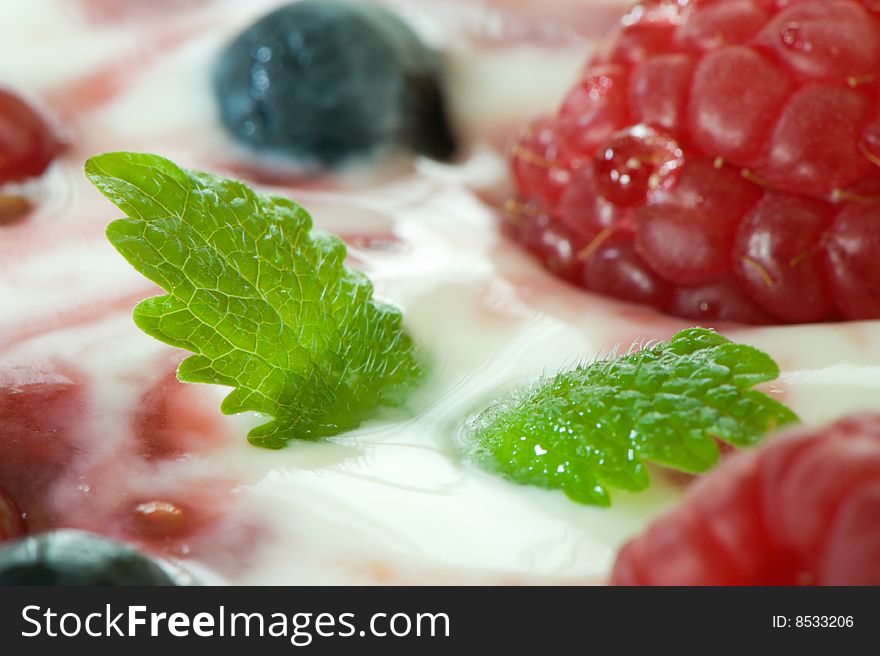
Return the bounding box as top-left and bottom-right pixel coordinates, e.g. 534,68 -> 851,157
506,0 -> 880,323
611,413 -> 880,585
0,89 -> 60,186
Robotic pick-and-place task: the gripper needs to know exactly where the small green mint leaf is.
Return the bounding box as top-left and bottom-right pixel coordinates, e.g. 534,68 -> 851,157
85,152 -> 424,448
465,328 -> 798,506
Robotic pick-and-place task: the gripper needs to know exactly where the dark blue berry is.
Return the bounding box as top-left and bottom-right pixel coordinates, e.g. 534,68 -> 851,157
0,530 -> 181,585
213,0 -> 456,169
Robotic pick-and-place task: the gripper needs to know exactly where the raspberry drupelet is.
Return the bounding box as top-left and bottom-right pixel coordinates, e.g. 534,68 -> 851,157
507,0 -> 880,323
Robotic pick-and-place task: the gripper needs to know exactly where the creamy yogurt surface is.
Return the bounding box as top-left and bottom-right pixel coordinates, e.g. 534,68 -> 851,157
2,0 -> 880,585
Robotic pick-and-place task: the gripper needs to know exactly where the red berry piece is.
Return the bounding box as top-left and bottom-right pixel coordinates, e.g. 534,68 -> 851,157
594,125 -> 683,208
757,84 -> 873,196
557,65 -> 630,161
0,89 -> 60,186
628,54 -> 694,138
688,46 -> 792,164
510,117 -> 571,210
612,413 -> 880,585
556,164 -> 634,239
734,193 -> 835,322
860,119 -> 880,166
581,232 -> 672,309
819,480 -> 880,584
755,0 -> 880,82
504,207 -> 587,282
0,485 -> 26,542
0,370 -> 83,531
506,0 -> 880,323
674,0 -> 769,50
601,15 -> 676,65
669,276 -> 775,324
635,159 -> 761,285
824,204 -> 880,319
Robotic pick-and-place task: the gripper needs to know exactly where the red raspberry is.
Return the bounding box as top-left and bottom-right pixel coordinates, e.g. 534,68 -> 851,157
0,89 -> 60,187
506,0 -> 880,323
611,413 -> 880,585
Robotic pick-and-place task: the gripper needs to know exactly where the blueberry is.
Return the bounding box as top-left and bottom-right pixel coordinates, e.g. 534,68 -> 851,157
0,530 -> 181,585
213,0 -> 456,169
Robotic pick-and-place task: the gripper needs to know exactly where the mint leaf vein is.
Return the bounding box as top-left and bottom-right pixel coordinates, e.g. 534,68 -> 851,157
86,152 -> 423,448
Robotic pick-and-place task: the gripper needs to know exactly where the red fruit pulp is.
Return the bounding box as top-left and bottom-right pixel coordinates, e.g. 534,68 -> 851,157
133,366 -> 229,459
0,89 -> 60,186
0,371 -> 84,531
0,486 -> 26,542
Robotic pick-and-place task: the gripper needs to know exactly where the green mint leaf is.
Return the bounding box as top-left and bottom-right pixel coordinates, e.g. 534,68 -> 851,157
465,328 -> 798,506
85,152 -> 423,448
